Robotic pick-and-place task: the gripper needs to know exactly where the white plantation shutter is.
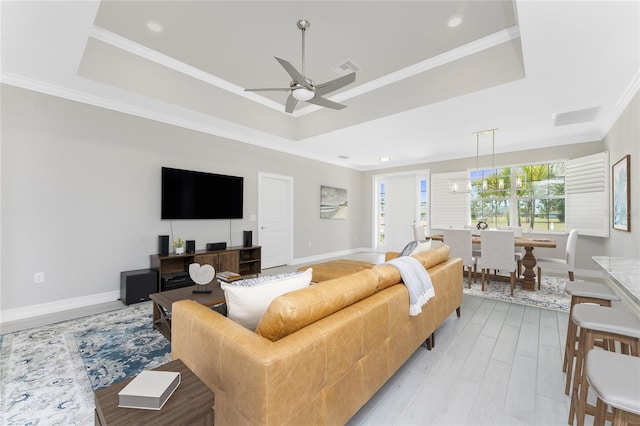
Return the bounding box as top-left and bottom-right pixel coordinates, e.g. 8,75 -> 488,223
566,151 -> 609,237
430,171 -> 470,230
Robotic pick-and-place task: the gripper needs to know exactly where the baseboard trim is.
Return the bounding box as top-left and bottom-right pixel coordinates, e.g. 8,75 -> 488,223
290,247 -> 373,266
0,290 -> 120,325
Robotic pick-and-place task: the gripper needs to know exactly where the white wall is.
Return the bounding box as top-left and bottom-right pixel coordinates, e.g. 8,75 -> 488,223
604,92 -> 639,257
0,85 -> 364,315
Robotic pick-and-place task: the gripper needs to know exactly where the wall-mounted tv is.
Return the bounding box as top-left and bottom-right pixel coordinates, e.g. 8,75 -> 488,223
161,167 -> 243,219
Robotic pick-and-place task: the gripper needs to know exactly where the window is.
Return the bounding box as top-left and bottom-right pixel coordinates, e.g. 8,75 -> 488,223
378,182 -> 386,244
470,162 -> 566,231
418,178 -> 428,232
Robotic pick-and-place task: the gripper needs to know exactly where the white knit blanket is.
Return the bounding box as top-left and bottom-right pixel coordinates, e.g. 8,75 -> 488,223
386,256 -> 435,316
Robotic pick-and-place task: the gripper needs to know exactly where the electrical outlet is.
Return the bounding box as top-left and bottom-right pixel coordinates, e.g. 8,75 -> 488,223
308,241 -> 312,247
34,272 -> 45,284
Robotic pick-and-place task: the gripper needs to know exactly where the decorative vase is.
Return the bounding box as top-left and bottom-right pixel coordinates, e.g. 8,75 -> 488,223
175,246 -> 185,255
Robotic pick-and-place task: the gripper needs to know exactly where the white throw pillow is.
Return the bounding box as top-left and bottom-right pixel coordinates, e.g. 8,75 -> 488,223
410,239 -> 432,256
221,268 -> 312,330
399,239 -> 432,257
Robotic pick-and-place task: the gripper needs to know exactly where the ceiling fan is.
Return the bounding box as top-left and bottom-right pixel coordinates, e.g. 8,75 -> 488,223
245,19 -> 356,113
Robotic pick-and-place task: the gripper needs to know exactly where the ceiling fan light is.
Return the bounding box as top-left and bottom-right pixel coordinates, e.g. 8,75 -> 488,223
292,88 -> 314,101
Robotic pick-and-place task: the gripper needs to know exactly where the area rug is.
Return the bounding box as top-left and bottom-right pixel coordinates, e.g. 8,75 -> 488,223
0,301 -> 170,426
463,274 -> 572,312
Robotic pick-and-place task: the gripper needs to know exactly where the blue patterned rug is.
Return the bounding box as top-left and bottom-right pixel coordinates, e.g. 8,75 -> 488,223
463,273 -> 572,312
0,301 -> 170,425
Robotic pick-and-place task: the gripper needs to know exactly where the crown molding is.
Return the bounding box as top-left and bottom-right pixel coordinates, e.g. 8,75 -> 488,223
295,25 -> 521,116
90,24 -> 520,119
90,26 -> 286,113
599,67 -> 640,140
0,72 -> 354,168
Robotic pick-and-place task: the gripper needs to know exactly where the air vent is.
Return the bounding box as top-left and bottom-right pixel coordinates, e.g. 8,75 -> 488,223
552,107 -> 600,126
332,60 -> 361,76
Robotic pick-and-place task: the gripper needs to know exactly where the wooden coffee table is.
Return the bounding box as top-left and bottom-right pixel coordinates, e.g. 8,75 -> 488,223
94,359 -> 213,425
150,283 -> 225,341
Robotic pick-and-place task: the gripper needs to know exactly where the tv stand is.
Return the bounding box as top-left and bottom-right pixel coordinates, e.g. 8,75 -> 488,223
150,246 -> 261,292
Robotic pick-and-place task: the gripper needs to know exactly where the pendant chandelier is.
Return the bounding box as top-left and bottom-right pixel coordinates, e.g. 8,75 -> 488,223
448,129 -> 525,194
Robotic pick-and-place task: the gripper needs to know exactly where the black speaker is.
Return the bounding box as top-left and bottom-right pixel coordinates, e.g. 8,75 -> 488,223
186,240 -> 196,253
120,269 -> 158,305
243,231 -> 252,247
206,242 -> 227,251
158,235 -> 169,256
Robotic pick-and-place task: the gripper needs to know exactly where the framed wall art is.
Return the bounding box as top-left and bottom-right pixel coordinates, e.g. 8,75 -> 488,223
320,185 -> 348,219
612,154 -> 630,231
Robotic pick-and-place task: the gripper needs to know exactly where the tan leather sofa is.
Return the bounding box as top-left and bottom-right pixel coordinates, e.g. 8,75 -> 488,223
171,245 -> 463,425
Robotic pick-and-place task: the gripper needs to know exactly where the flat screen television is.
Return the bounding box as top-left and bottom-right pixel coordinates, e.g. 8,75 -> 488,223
161,167 -> 243,219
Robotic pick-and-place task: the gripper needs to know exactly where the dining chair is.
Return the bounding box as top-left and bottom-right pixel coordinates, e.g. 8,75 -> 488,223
464,225 -> 482,258
536,229 -> 578,288
443,229 -> 477,288
413,224 -> 426,241
478,230 -> 517,296
497,226 -> 524,276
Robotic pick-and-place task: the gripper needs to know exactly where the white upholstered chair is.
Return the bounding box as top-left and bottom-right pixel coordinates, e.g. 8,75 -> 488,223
478,230 -> 517,296
413,224 -> 426,241
443,229 -> 477,288
536,229 -> 579,288
464,225 -> 482,258
498,226 -> 524,276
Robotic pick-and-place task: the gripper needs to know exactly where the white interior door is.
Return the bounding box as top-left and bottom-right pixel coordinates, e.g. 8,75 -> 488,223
258,173 -> 293,268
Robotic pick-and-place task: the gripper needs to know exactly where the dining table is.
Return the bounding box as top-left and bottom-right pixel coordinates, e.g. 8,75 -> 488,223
431,234 -> 557,291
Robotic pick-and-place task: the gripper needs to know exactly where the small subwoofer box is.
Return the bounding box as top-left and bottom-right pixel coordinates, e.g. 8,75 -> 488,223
120,269 -> 158,305
186,240 -> 196,253
158,235 -> 170,256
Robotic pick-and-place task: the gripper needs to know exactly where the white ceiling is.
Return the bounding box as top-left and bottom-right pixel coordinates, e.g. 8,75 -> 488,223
2,1 -> 638,171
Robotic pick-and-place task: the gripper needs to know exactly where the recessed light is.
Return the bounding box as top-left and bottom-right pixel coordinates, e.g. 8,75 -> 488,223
447,14 -> 463,28
146,20 -> 164,33
379,156 -> 391,162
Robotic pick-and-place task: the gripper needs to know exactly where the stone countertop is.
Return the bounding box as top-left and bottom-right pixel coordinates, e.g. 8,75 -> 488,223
592,256 -> 640,306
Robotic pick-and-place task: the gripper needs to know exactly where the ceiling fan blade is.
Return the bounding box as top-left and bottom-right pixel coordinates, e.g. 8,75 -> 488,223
314,72 -> 356,97
285,95 -> 298,113
306,96 -> 346,110
244,87 -> 291,92
274,57 -> 312,90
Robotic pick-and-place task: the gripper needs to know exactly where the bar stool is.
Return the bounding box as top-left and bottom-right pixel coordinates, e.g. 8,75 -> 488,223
568,304 -> 640,426
586,349 -> 640,426
563,282 -> 621,395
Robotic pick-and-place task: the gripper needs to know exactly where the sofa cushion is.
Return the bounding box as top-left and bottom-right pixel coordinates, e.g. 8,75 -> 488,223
256,269 -> 378,341
296,259 -> 375,282
412,244 -> 450,270
221,268 -> 312,330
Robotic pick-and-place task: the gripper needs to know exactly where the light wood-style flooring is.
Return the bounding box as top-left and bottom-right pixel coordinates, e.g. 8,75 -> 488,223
348,293 -> 575,425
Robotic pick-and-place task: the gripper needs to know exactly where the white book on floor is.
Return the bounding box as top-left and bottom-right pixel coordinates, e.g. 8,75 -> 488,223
118,370 -> 180,410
